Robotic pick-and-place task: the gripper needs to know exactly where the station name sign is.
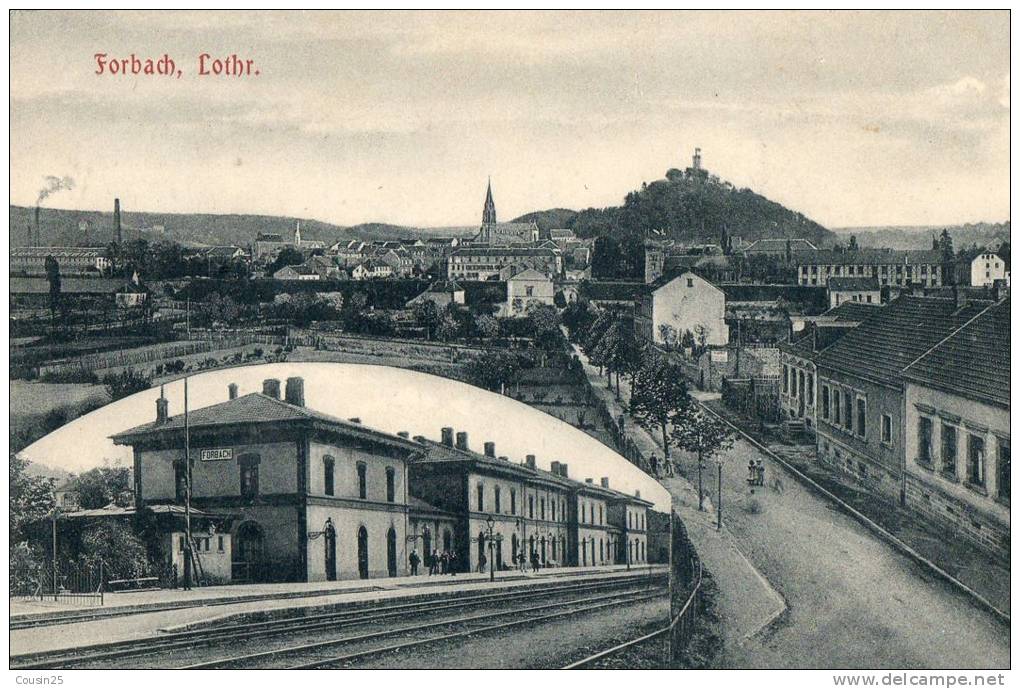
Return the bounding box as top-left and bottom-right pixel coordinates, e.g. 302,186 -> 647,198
200,448 -> 233,462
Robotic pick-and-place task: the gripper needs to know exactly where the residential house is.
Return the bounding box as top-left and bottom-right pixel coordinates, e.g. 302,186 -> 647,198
273,263 -> 322,281
504,268 -> 555,316
406,280 -> 466,309
634,271 -> 729,347
826,276 -> 881,308
814,294 -> 993,507
968,251 -> 1009,288
351,259 -> 394,280
901,298 -> 1009,558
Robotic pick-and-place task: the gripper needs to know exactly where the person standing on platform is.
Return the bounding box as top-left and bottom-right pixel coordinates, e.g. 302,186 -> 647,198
449,551 -> 457,576
409,549 -> 420,576
440,550 -> 449,574
430,549 -> 439,575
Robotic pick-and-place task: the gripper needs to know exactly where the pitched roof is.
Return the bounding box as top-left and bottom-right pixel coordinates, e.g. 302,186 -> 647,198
549,228 -> 575,239
453,247 -> 556,257
110,392 -> 420,452
205,246 -> 244,258
823,301 -> 883,323
255,233 -> 285,242
742,238 -> 818,252
799,248 -> 942,267
902,299 -> 1009,408
827,276 -> 880,291
508,268 -> 551,282
815,296 -> 993,386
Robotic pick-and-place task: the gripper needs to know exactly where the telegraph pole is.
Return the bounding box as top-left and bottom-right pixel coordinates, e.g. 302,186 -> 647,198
183,376 -> 193,590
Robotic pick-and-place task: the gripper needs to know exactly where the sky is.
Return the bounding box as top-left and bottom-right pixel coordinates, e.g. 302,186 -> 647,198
10,10 -> 1010,229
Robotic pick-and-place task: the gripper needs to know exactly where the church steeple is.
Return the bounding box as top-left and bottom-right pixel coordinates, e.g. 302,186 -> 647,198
482,178 -> 497,225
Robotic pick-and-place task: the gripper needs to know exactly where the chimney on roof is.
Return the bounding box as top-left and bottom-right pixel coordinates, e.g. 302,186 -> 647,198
953,284 -> 967,309
585,478 -> 594,484
413,435 -> 427,444
635,489 -> 641,499
441,427 -> 454,447
559,463 -> 569,477
992,279 -> 1008,302
600,477 -> 609,488
155,386 -> 169,424
262,378 -> 281,399
285,377 -> 305,406
228,383 -> 238,400
398,431 -> 410,438
498,455 -> 509,462
525,454 -> 536,469
455,432 -> 469,451
550,460 -> 561,475
349,417 -> 361,424
484,441 -> 496,457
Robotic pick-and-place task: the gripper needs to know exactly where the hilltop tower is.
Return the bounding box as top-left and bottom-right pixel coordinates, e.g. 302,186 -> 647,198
692,147 -> 702,171
482,178 -> 496,225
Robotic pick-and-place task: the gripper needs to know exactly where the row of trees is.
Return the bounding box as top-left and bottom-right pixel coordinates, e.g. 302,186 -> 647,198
568,300 -> 732,470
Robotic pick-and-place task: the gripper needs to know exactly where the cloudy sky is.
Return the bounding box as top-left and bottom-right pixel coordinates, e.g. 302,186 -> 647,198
10,10 -> 1010,228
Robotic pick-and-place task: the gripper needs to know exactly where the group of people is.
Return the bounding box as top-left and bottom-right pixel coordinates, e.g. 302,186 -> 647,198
408,549 -> 459,576
747,459 -> 767,487
408,547 -> 545,577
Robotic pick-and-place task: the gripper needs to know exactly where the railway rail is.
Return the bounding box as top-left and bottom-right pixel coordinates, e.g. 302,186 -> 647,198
13,571 -> 666,670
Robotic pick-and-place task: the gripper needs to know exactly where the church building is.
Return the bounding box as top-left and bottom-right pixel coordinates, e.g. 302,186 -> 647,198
473,180 -> 540,246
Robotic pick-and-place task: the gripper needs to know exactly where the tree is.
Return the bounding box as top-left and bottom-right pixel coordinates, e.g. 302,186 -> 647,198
553,290 -> 567,308
436,312 -> 460,342
77,521 -> 150,580
103,369 -> 152,401
74,466 -> 131,510
467,351 -> 524,394
525,302 -> 562,350
628,357 -> 692,458
594,318 -> 643,399
267,247 -> 305,276
671,405 -> 733,509
474,313 -> 499,341
848,234 -> 859,251
10,454 -> 55,547
413,300 -> 440,340
658,324 -> 678,351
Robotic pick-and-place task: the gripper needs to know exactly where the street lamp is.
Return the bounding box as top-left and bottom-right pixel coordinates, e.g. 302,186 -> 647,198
697,455 -> 705,511
485,516 -> 496,582
716,458 -> 724,530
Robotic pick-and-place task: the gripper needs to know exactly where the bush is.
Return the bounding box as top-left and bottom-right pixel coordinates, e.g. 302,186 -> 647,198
77,521 -> 150,580
103,370 -> 152,401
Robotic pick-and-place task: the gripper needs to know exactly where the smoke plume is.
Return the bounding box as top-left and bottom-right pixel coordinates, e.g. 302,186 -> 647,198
36,175 -> 75,205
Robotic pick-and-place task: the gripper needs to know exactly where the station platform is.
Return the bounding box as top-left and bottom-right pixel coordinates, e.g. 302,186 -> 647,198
10,564 -> 664,657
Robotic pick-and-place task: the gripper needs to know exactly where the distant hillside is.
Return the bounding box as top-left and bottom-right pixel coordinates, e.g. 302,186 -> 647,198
519,167 -> 836,247
833,222 -> 1010,251
9,205 -> 421,249
510,208 -> 578,235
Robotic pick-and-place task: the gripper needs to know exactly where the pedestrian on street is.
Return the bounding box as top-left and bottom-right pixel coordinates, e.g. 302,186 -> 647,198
440,550 -> 449,575
478,551 -> 487,573
748,460 -> 757,485
449,551 -> 457,576
409,549 -> 420,576
756,460 -> 766,487
649,453 -> 659,478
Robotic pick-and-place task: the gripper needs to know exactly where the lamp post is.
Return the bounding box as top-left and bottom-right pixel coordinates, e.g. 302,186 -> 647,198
51,507 -> 60,601
697,453 -> 705,511
485,516 -> 496,582
716,459 -> 724,530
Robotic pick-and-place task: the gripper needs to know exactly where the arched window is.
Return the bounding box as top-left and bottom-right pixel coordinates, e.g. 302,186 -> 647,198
323,456 -> 335,496
385,466 -> 396,503
478,531 -> 486,565
551,536 -> 557,560
357,526 -> 369,579
238,454 -> 260,499
598,505 -> 603,525
510,489 -> 516,515
357,462 -> 367,499
477,483 -> 484,511
387,527 -> 398,577
600,538 -> 604,563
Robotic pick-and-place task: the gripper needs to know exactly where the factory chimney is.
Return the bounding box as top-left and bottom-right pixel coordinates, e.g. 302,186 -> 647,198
114,198 -> 122,244
33,206 -> 40,246
228,383 -> 238,400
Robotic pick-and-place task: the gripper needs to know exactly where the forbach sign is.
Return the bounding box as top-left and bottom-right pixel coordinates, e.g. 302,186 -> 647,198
200,448 -> 234,462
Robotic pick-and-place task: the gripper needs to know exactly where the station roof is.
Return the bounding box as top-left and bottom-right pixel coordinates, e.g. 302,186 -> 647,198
111,392 -> 422,453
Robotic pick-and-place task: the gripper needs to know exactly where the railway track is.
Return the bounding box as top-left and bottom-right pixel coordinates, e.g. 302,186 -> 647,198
13,572 -> 665,670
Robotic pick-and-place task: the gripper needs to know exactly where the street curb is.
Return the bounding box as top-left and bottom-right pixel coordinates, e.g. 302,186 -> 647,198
697,400 -> 1011,627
